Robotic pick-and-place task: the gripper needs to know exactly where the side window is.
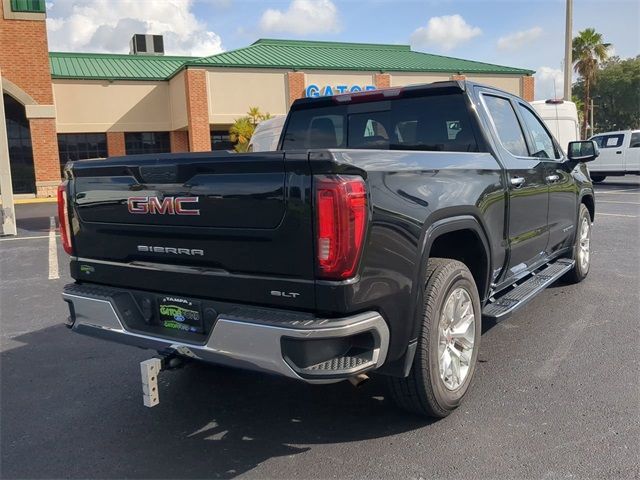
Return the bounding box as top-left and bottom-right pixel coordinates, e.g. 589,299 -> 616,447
591,136 -> 604,148
630,132 -> 640,148
483,95 -> 529,157
600,134 -> 624,148
518,105 -> 560,159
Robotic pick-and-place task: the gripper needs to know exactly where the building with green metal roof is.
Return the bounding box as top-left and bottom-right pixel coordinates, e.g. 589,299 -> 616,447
48,38 -> 535,157
2,9 -> 535,197
49,38 -> 534,81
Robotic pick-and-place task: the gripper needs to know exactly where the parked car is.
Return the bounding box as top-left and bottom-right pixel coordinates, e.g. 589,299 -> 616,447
59,81 -> 597,417
588,130 -> 640,182
530,99 -> 580,151
248,115 -> 286,152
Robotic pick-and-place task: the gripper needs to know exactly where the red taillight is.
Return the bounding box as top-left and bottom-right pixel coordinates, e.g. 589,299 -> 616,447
57,183 -> 73,255
314,175 -> 367,280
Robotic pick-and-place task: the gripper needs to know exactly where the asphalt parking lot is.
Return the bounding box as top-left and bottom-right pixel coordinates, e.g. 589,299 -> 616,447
1,178 -> 639,479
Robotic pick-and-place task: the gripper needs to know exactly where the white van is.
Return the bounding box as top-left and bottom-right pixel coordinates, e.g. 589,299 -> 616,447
530,99 -> 580,152
248,116 -> 286,152
588,130 -> 640,182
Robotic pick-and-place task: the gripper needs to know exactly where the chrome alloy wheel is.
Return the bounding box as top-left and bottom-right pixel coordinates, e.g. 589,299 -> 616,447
578,216 -> 591,271
437,287 -> 476,391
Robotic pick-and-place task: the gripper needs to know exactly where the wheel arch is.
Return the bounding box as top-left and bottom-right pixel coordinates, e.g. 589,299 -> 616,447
411,215 -> 491,339
580,192 -> 595,221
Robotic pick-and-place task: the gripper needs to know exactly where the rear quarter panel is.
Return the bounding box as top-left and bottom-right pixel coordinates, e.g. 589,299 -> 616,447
311,149 -> 505,363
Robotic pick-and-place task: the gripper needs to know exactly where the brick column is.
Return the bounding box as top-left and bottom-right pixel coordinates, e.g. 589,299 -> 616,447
374,73 -> 390,89
287,71 -> 305,106
30,118 -> 60,197
106,132 -> 126,156
170,130 -> 189,153
521,76 -> 535,101
184,69 -> 211,152
451,74 -> 466,81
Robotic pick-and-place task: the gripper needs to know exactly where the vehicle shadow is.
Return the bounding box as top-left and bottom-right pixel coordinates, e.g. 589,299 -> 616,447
13,203 -> 58,237
0,324 -> 432,479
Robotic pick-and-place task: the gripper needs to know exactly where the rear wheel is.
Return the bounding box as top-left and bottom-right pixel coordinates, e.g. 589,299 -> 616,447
590,174 -> 606,183
563,204 -> 592,284
388,258 -> 481,417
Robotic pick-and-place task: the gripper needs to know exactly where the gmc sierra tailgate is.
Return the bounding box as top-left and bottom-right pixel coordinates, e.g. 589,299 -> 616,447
66,151 -> 315,309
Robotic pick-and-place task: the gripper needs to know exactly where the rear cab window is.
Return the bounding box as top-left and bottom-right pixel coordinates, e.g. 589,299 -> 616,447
481,94 -> 529,157
281,93 -> 479,153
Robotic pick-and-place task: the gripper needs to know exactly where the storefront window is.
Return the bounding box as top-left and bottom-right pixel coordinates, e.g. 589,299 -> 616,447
125,132 -> 170,155
3,93 -> 35,194
58,133 -> 108,170
211,130 -> 234,151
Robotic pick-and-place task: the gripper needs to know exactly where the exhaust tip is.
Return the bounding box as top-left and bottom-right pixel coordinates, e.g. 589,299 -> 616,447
348,373 -> 370,388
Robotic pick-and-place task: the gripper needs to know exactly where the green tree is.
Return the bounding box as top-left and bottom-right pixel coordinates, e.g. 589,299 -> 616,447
572,28 -> 611,137
228,107 -> 272,152
574,56 -> 640,133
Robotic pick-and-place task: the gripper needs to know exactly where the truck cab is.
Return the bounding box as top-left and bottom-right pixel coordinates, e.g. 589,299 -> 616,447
588,129 -> 640,181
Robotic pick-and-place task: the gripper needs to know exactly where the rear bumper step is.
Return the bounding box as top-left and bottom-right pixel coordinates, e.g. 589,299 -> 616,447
62,284 -> 389,383
483,259 -> 574,321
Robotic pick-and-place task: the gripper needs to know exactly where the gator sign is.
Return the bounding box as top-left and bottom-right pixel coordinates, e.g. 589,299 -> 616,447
305,84 -> 376,97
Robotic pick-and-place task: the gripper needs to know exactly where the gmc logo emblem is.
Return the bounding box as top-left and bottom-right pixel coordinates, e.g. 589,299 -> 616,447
127,196 -> 200,216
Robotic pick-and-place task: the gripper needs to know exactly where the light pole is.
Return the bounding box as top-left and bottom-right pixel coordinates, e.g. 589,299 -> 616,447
563,0 -> 573,101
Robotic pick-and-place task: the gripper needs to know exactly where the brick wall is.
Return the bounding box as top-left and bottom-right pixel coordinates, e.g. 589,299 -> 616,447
170,130 -> 189,153
521,76 -> 535,102
30,118 -> 60,196
374,73 -> 390,89
1,1 -> 60,196
106,132 -> 126,156
184,69 -> 211,152
0,3 -> 54,105
287,72 -> 305,106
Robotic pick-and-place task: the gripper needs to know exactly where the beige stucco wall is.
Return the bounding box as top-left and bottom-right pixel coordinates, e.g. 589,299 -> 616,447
464,74 -> 522,96
389,73 -> 451,87
207,69 -> 288,124
53,80 -> 172,133
389,72 -> 522,96
168,70 -> 187,130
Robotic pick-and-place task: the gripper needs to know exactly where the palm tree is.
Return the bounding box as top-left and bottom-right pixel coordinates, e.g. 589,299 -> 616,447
572,28 -> 611,137
229,117 -> 254,152
229,107 -> 273,152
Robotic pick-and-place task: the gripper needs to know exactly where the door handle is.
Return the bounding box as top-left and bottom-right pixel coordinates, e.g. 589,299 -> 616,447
545,174 -> 560,183
616,151 -> 622,154
510,176 -> 526,187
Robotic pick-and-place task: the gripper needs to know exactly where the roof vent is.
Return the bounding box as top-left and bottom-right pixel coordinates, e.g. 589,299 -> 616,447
129,34 -> 164,56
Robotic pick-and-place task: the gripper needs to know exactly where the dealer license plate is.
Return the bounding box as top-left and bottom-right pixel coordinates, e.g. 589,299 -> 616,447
158,296 -> 203,333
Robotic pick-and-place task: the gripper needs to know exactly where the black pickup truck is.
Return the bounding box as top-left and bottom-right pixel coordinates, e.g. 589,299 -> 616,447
60,81 -> 598,417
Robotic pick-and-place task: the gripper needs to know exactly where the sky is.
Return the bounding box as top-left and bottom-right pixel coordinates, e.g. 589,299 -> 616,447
44,0 -> 640,100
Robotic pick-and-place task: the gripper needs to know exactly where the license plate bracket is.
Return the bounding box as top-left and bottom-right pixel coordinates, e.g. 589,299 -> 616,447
158,296 -> 204,334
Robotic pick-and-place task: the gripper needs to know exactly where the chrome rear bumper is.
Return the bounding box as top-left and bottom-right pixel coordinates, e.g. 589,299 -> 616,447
62,284 -> 389,383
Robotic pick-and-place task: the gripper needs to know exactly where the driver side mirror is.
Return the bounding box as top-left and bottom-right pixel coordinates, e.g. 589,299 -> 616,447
568,140 -> 599,162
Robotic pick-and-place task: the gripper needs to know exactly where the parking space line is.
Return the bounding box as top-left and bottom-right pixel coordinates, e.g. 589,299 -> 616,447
598,200 -> 640,205
0,234 -> 57,242
597,212 -> 638,218
48,216 -> 59,280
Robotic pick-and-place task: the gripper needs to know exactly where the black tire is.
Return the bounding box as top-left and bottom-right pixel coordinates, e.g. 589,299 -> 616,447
388,258 -> 482,418
563,203 -> 592,283
590,174 -> 606,183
